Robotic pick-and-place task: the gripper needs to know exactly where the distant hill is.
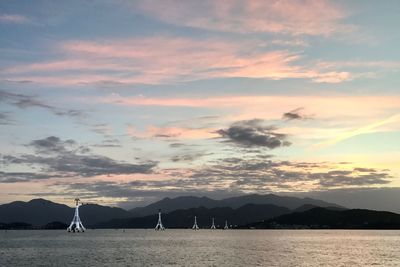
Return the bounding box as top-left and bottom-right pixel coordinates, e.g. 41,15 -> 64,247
292,204 -> 347,213
129,194 -> 342,217
0,198 -> 132,226
98,204 -> 290,229
248,207 -> 400,229
129,196 -> 220,217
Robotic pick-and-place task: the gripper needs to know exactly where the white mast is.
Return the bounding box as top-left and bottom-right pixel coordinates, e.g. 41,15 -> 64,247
154,209 -> 165,230
67,198 -> 86,233
224,220 -> 229,230
210,217 -> 216,229
192,216 -> 199,230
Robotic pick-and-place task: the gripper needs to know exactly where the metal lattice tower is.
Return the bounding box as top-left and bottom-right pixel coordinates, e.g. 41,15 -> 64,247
224,220 -> 229,230
192,216 -> 199,230
210,217 -> 216,229
154,209 -> 165,230
67,198 -> 86,233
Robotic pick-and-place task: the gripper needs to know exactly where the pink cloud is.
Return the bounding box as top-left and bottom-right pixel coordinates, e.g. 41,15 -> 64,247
102,94 -> 400,132
128,125 -> 217,140
133,0 -> 354,36
2,36 -> 356,85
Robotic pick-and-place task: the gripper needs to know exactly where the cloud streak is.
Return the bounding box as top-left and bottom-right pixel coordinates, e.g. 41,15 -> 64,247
133,0 -> 354,37
312,113 -> 400,150
0,14 -> 29,24
0,90 -> 85,118
2,37 -> 355,86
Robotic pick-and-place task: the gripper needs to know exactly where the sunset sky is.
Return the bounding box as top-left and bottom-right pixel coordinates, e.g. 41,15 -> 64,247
1,0 -> 399,210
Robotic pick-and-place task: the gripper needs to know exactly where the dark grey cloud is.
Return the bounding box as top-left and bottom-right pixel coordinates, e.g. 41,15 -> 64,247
26,153 -> 393,209
92,138 -> 121,148
0,89 -> 85,118
217,119 -> 291,149
0,112 -> 14,125
188,157 -> 392,190
1,136 -> 157,182
282,107 -> 311,121
29,136 -> 76,153
170,152 -> 208,162
313,170 -> 391,187
0,171 -> 60,183
169,142 -> 185,148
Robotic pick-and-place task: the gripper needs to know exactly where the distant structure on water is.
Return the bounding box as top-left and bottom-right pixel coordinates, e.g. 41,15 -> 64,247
210,217 -> 216,229
224,220 -> 229,230
154,209 -> 165,230
67,198 -> 86,233
192,216 -> 199,230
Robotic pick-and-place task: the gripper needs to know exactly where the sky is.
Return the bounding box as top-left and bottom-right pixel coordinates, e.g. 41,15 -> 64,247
1,0 -> 400,210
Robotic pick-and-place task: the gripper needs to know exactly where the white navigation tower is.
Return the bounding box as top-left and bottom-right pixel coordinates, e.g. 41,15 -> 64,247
192,216 -> 199,230
154,209 -> 165,230
67,198 -> 86,233
224,220 -> 229,230
210,217 -> 216,229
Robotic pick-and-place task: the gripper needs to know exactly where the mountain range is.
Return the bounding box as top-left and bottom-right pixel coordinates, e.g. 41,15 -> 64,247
97,203 -> 291,228
129,194 -> 341,217
0,198 -> 132,226
1,194 -> 398,229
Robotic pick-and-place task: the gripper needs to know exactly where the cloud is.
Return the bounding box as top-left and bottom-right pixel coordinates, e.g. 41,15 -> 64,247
170,152 -> 208,163
189,157 -> 392,191
0,89 -> 85,118
0,172 -> 58,183
29,136 -> 76,153
217,119 -> 291,149
0,136 -> 157,182
133,0 -> 354,37
0,14 -> 29,24
101,94 -> 400,141
311,113 -> 400,150
39,156 -> 393,208
0,112 -> 14,125
282,107 -> 311,121
128,125 -> 217,140
2,36 -> 357,86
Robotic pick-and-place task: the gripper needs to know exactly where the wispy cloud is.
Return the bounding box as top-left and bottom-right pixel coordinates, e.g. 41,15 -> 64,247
133,0 -> 354,37
311,114 -> 400,150
1,136 -> 157,183
2,37 -> 356,86
100,94 -> 400,123
127,125 -> 217,140
0,14 -> 29,24
0,89 -> 85,118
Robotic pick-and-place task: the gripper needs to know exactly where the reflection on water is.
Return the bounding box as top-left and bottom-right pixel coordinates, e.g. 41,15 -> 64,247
1,229 -> 400,266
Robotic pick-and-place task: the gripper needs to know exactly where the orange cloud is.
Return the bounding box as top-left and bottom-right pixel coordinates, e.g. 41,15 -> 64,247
127,125 -> 217,140
102,94 -> 400,142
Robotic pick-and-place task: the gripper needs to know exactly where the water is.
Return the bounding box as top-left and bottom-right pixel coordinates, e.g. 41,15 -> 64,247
1,229 -> 400,266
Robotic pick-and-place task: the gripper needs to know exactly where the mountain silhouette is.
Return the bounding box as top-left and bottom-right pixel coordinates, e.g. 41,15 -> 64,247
98,204 -> 290,228
248,207 -> 400,229
129,194 -> 341,217
0,198 -> 132,226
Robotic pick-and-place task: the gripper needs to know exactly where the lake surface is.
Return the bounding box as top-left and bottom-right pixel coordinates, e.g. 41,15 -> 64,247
1,229 -> 400,266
